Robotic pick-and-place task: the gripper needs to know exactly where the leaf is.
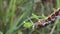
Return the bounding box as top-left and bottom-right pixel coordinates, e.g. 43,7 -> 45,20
23,22 -> 33,28
32,13 -> 39,20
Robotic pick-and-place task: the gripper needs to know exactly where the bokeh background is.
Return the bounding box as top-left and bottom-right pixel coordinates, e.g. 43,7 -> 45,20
0,0 -> 60,34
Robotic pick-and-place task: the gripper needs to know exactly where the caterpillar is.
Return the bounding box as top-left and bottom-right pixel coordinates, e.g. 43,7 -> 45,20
35,8 -> 60,28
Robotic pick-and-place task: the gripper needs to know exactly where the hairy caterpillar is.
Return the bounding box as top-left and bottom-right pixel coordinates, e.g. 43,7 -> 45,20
35,8 -> 60,28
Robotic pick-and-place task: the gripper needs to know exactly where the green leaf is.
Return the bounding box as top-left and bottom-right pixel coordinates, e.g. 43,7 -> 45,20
23,22 -> 33,28
32,13 -> 39,20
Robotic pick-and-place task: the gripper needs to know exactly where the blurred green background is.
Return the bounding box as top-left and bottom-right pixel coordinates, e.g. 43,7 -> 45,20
0,0 -> 60,34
